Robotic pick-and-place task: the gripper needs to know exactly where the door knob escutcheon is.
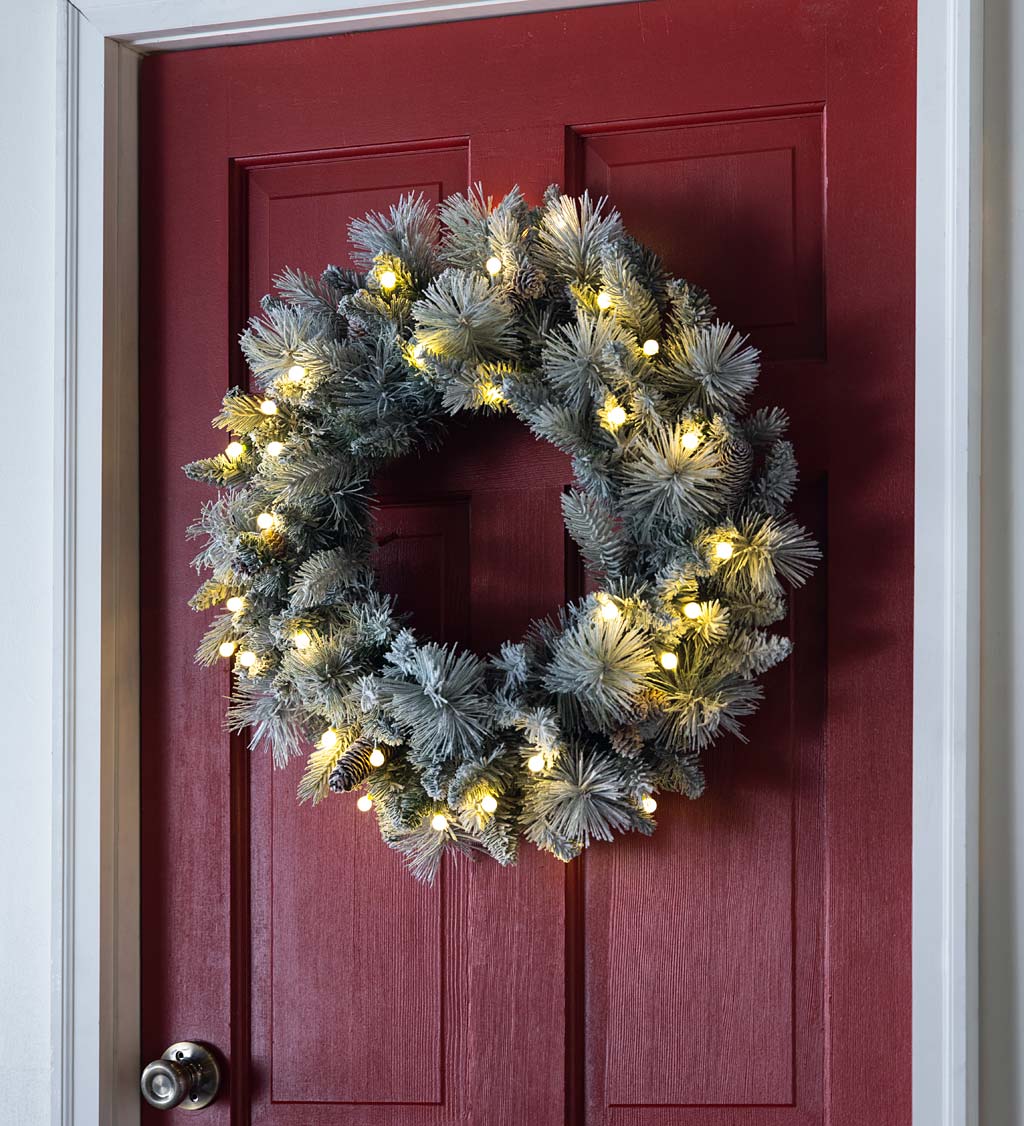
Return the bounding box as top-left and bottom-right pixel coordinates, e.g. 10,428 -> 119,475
140,1042 -> 220,1111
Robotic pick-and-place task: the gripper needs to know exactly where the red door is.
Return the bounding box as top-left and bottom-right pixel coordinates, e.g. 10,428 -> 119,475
139,4 -> 915,1124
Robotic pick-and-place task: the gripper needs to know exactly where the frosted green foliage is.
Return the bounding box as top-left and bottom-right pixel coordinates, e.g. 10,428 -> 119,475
749,440 -> 798,515
439,184 -> 533,274
664,322 -> 760,412
378,643 -> 493,764
599,250 -> 662,340
621,423 -> 723,534
348,193 -> 439,289
413,270 -> 516,362
185,187 -> 819,880
522,745 -> 653,860
542,311 -> 631,406
561,489 -> 627,579
289,548 -> 367,609
534,190 -> 623,287
544,612 -> 653,729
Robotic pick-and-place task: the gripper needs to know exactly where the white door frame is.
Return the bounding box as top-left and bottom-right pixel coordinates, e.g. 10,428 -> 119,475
53,2 -> 981,1123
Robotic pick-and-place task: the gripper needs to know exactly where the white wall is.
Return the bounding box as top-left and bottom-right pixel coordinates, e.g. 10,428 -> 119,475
981,1 -> 1024,1122
0,2 -> 58,1124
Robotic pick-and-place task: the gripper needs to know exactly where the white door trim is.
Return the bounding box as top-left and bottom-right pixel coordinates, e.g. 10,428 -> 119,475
913,1 -> 982,1123
52,2 -> 982,1123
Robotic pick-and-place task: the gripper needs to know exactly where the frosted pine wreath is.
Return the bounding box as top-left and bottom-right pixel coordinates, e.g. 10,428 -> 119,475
186,187 -> 819,881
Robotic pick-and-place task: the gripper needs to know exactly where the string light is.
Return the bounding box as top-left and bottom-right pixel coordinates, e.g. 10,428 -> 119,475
369,748 -> 386,768
480,383 -> 505,406
357,795 -> 373,812
485,256 -> 502,275
527,754 -> 545,773
218,641 -> 237,659
286,364 -> 306,383
480,794 -> 498,814
225,441 -> 244,459
265,440 -> 284,457
681,429 -> 701,451
605,404 -> 627,429
599,599 -> 621,622
320,729 -> 338,751
596,291 -> 612,310
714,540 -> 735,561
431,813 -> 449,831
226,595 -> 245,613
413,343 -> 425,360
238,650 -> 257,668
659,651 -> 679,671
683,601 -> 701,620
256,512 -> 275,531
642,339 -> 660,357
259,399 -> 278,416
292,631 -> 311,650
641,795 -> 658,814
379,269 -> 398,291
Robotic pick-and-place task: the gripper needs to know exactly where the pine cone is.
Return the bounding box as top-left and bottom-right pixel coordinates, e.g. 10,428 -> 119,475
719,436 -> 754,509
610,725 -> 644,757
509,257 -> 544,301
328,738 -> 375,793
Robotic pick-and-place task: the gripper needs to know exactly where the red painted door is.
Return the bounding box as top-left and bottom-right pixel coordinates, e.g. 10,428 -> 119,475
139,4 -> 915,1124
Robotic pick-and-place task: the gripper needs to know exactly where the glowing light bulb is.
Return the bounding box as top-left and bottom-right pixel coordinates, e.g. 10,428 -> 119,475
431,813 -> 449,832
599,599 -> 620,622
642,339 -> 660,357
681,429 -> 701,451
659,651 -> 679,671
226,595 -> 245,613
265,440 -> 284,457
480,794 -> 498,814
527,754 -> 545,773
357,795 -> 373,812
715,540 -> 735,561
379,269 -> 398,291
605,405 -> 627,429
641,795 -> 658,814
259,399 -> 278,416
238,650 -> 257,668
287,364 -> 306,383
683,601 -> 701,620
218,641 -> 237,659
320,729 -> 338,751
596,291 -> 612,310
413,343 -> 425,359
481,383 -> 504,406
225,440 -> 244,459
369,748 -> 386,768
485,255 -> 502,275
293,631 -> 311,650
256,512 -> 275,531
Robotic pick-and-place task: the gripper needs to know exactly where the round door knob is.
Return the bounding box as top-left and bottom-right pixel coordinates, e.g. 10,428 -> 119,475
140,1042 -> 220,1111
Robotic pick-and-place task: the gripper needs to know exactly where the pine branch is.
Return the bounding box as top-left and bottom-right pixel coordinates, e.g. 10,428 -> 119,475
348,193 -> 440,289
544,614 -> 653,728
413,270 -> 516,363
663,322 -> 760,412
534,190 -> 623,287
561,488 -> 627,579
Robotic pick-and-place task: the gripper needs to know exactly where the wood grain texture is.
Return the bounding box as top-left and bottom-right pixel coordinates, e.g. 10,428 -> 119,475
139,1 -> 915,1121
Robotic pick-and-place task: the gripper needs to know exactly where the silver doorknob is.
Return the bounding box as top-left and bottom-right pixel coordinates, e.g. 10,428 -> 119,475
140,1042 -> 220,1111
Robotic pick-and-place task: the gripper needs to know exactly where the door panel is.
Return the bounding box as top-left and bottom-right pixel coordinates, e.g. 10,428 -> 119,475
574,109 -> 826,361
139,3 -> 914,1123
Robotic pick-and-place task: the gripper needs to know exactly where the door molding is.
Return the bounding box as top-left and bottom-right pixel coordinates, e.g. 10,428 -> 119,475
53,2 -> 981,1123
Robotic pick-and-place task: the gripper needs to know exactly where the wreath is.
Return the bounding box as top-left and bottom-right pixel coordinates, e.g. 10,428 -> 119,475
186,187 -> 819,881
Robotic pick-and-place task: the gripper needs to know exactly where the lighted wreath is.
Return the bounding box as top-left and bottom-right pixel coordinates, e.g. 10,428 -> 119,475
186,187 -> 819,881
